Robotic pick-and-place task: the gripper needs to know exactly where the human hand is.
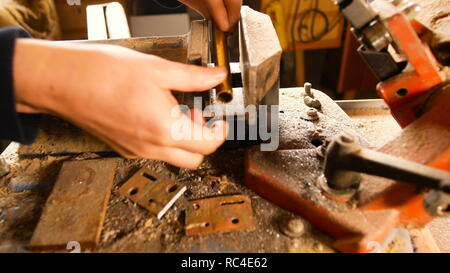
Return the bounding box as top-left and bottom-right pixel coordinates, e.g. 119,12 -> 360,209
13,39 -> 229,169
179,0 -> 242,31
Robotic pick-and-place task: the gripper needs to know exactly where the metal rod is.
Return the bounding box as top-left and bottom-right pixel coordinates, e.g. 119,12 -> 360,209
211,24 -> 233,103
324,134 -> 450,193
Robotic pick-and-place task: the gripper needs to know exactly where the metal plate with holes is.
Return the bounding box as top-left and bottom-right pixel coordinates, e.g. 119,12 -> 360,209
118,168 -> 186,219
185,195 -> 256,236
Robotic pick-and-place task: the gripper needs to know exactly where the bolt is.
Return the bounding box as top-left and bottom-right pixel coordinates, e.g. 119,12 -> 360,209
304,82 -> 313,96
281,218 -> 305,238
307,108 -> 318,118
304,96 -> 321,109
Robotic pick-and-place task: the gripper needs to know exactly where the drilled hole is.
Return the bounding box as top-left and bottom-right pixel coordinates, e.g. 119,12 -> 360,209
142,172 -> 157,181
149,198 -> 155,203
396,88 -> 408,97
128,188 -> 138,196
167,185 -> 178,193
311,139 -> 324,147
205,222 -> 210,227
231,218 -> 239,224
193,203 -> 200,210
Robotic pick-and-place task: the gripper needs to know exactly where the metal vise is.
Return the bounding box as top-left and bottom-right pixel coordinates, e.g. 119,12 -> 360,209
79,6 -> 282,133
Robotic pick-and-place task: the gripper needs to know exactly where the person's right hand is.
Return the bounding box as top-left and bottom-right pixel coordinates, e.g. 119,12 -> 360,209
13,39 -> 229,169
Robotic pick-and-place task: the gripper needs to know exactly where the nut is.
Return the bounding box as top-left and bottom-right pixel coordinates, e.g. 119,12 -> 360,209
304,96 -> 321,109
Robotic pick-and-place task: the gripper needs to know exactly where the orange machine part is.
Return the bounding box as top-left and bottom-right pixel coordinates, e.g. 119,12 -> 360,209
362,86 -> 450,227
377,13 -> 443,127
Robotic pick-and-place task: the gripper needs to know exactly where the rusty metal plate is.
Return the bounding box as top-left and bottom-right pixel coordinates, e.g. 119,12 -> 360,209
185,195 -> 256,236
29,158 -> 118,251
118,168 -> 186,219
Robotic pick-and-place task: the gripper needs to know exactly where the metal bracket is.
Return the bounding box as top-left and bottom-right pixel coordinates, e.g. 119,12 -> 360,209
119,168 -> 186,219
185,195 -> 256,236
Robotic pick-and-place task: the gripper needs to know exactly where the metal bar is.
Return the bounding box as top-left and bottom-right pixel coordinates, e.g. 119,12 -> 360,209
343,150 -> 450,191
29,159 -> 118,251
335,99 -> 389,110
325,134 -> 450,193
211,23 -> 233,103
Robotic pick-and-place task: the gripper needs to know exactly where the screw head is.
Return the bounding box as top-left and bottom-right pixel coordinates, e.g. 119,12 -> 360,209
282,219 -> 305,238
307,108 -> 318,117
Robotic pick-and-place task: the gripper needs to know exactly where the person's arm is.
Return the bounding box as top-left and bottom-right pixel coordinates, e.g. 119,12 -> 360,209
13,39 -> 228,169
0,26 -> 41,144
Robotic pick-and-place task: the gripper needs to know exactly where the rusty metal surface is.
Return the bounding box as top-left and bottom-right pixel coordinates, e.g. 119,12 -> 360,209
244,87 -> 405,252
359,84 -> 450,207
245,81 -> 450,252
185,195 -> 256,236
29,158 -> 118,251
119,168 -> 186,219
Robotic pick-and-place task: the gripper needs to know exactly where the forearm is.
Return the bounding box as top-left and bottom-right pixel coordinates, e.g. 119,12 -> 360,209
14,39 -> 108,116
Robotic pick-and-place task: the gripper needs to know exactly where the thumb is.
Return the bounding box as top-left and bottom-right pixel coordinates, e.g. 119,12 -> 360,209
157,60 -> 228,92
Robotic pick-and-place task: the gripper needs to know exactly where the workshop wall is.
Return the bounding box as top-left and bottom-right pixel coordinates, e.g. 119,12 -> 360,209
54,0 -> 128,40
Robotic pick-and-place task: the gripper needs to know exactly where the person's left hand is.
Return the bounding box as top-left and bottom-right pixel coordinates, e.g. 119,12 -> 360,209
179,0 -> 242,31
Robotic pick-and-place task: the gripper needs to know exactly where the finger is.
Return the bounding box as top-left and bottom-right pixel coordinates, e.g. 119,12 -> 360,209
189,108 -> 205,126
224,0 -> 242,30
178,0 -> 211,19
141,144 -> 204,169
168,114 -> 228,154
154,58 -> 227,92
97,123 -> 204,168
206,0 -> 230,31
87,129 -> 139,159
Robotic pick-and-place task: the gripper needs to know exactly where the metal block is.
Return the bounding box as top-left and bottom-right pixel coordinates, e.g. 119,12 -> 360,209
118,168 -> 186,219
29,158 -> 118,251
239,6 -> 282,106
185,195 -> 256,236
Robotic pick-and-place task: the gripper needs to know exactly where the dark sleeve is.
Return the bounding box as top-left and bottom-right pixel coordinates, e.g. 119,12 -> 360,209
0,26 -> 41,144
